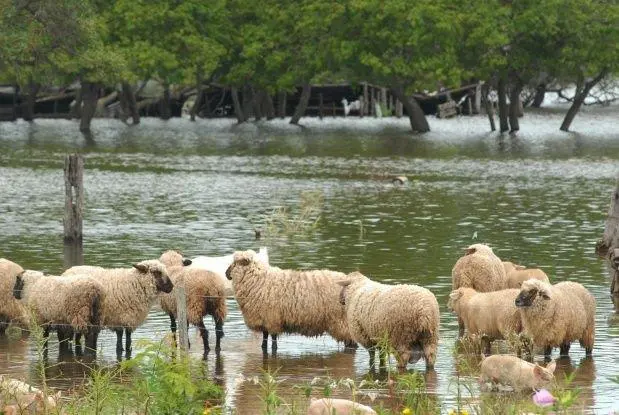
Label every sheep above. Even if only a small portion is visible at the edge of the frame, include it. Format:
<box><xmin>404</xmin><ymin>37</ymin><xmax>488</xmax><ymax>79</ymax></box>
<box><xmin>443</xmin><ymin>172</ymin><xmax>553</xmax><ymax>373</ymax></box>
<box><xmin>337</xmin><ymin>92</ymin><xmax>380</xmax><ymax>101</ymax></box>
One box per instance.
<box><xmin>307</xmin><ymin>398</ymin><xmax>377</xmax><ymax>415</ymax></box>
<box><xmin>479</xmin><ymin>354</ymin><xmax>556</xmax><ymax>392</ymax></box>
<box><xmin>62</xmin><ymin>265</ymin><xmax>104</xmax><ymax>277</ymax></box>
<box><xmin>451</xmin><ymin>243</ymin><xmax>507</xmax><ymax>336</ymax></box>
<box><xmin>224</xmin><ymin>249</ymin><xmax>357</xmax><ymax>351</ymax></box>
<box><xmin>66</xmin><ymin>260</ymin><xmax>173</xmax><ymax>356</ymax></box>
<box><xmin>12</xmin><ymin>270</ymin><xmax>104</xmax><ymax>354</ymax></box>
<box><xmin>447</xmin><ymin>287</ymin><xmax>523</xmax><ymax>354</ymax></box>
<box><xmin>158</xmin><ymin>250</ymin><xmax>227</xmax><ymax>354</ymax></box>
<box><xmin>190</xmin><ymin>247</ymin><xmax>269</xmax><ymax>297</ymax></box>
<box><xmin>502</xmin><ymin>261</ymin><xmax>549</xmax><ymax>288</ymax></box>
<box><xmin>0</xmin><ymin>259</ymin><xmax>29</xmax><ymax>334</ymax></box>
<box><xmin>338</xmin><ymin>272</ymin><xmax>440</xmax><ymax>370</ymax></box>
<box><xmin>515</xmin><ymin>279</ymin><xmax>595</xmax><ymax>357</ymax></box>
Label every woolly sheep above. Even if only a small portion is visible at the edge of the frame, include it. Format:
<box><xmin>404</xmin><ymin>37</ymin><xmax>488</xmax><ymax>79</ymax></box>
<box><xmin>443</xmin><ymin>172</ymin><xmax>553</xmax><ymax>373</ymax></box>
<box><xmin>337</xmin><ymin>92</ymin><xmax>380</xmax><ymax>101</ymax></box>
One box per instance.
<box><xmin>502</xmin><ymin>261</ymin><xmax>550</xmax><ymax>288</ymax></box>
<box><xmin>0</xmin><ymin>259</ymin><xmax>29</xmax><ymax>333</ymax></box>
<box><xmin>67</xmin><ymin>260</ymin><xmax>173</xmax><ymax>357</ymax></box>
<box><xmin>12</xmin><ymin>270</ymin><xmax>104</xmax><ymax>354</ymax></box>
<box><xmin>451</xmin><ymin>243</ymin><xmax>507</xmax><ymax>336</ymax></box>
<box><xmin>225</xmin><ymin>249</ymin><xmax>357</xmax><ymax>351</ymax></box>
<box><xmin>307</xmin><ymin>398</ymin><xmax>377</xmax><ymax>415</ymax></box>
<box><xmin>158</xmin><ymin>250</ymin><xmax>227</xmax><ymax>354</ymax></box>
<box><xmin>61</xmin><ymin>265</ymin><xmax>105</xmax><ymax>277</ymax></box>
<box><xmin>338</xmin><ymin>272</ymin><xmax>440</xmax><ymax>370</ymax></box>
<box><xmin>479</xmin><ymin>354</ymin><xmax>556</xmax><ymax>392</ymax></box>
<box><xmin>190</xmin><ymin>247</ymin><xmax>269</xmax><ymax>296</ymax></box>
<box><xmin>515</xmin><ymin>279</ymin><xmax>595</xmax><ymax>357</ymax></box>
<box><xmin>447</xmin><ymin>287</ymin><xmax>522</xmax><ymax>354</ymax></box>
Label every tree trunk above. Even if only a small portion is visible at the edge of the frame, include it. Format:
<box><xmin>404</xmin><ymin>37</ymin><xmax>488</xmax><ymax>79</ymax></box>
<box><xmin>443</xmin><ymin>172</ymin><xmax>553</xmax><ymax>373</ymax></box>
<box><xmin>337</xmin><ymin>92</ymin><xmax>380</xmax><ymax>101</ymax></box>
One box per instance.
<box><xmin>531</xmin><ymin>83</ymin><xmax>546</xmax><ymax>108</ymax></box>
<box><xmin>508</xmin><ymin>81</ymin><xmax>522</xmax><ymax>133</ymax></box>
<box><xmin>122</xmin><ymin>82</ymin><xmax>140</xmax><ymax>124</ymax></box>
<box><xmin>290</xmin><ymin>84</ymin><xmax>311</xmax><ymax>125</ymax></box>
<box><xmin>264</xmin><ymin>92</ymin><xmax>276</xmax><ymax>120</ymax></box>
<box><xmin>11</xmin><ymin>85</ymin><xmax>18</xmax><ymax>121</ymax></box>
<box><xmin>252</xmin><ymin>88</ymin><xmax>263</xmax><ymax>121</ymax></box>
<box><xmin>241</xmin><ymin>85</ymin><xmax>254</xmax><ymax>120</ymax></box>
<box><xmin>498</xmin><ymin>78</ymin><xmax>509</xmax><ymax>133</ymax></box>
<box><xmin>390</xmin><ymin>85</ymin><xmax>430</xmax><ymax>133</ymax></box>
<box><xmin>481</xmin><ymin>83</ymin><xmax>496</xmax><ymax>132</ymax></box>
<box><xmin>231</xmin><ymin>87</ymin><xmax>245</xmax><ymax>123</ymax></box>
<box><xmin>190</xmin><ymin>72</ymin><xmax>204</xmax><ymax>122</ymax></box>
<box><xmin>277</xmin><ymin>91</ymin><xmax>287</xmax><ymax>118</ymax></box>
<box><xmin>160</xmin><ymin>83</ymin><xmax>171</xmax><ymax>120</ymax></box>
<box><xmin>596</xmin><ymin>183</ymin><xmax>619</xmax><ymax>259</ymax></box>
<box><xmin>22</xmin><ymin>81</ymin><xmax>40</xmax><ymax>121</ymax></box>
<box><xmin>70</xmin><ymin>87</ymin><xmax>83</xmax><ymax>119</ymax></box>
<box><xmin>560</xmin><ymin>69</ymin><xmax>608</xmax><ymax>132</ymax></box>
<box><xmin>79</xmin><ymin>82</ymin><xmax>98</xmax><ymax>132</ymax></box>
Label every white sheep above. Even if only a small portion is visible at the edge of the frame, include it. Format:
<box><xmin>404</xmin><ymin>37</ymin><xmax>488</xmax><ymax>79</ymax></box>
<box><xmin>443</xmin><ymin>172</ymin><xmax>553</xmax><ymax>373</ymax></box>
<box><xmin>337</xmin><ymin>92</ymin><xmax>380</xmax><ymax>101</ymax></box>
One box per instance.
<box><xmin>502</xmin><ymin>261</ymin><xmax>550</xmax><ymax>288</ymax></box>
<box><xmin>158</xmin><ymin>250</ymin><xmax>227</xmax><ymax>354</ymax></box>
<box><xmin>190</xmin><ymin>247</ymin><xmax>269</xmax><ymax>297</ymax></box>
<box><xmin>12</xmin><ymin>270</ymin><xmax>104</xmax><ymax>354</ymax></box>
<box><xmin>515</xmin><ymin>279</ymin><xmax>595</xmax><ymax>357</ymax></box>
<box><xmin>0</xmin><ymin>259</ymin><xmax>29</xmax><ymax>333</ymax></box>
<box><xmin>307</xmin><ymin>398</ymin><xmax>376</xmax><ymax>415</ymax></box>
<box><xmin>452</xmin><ymin>243</ymin><xmax>507</xmax><ymax>336</ymax></box>
<box><xmin>64</xmin><ymin>260</ymin><xmax>173</xmax><ymax>357</ymax></box>
<box><xmin>61</xmin><ymin>265</ymin><xmax>104</xmax><ymax>277</ymax></box>
<box><xmin>338</xmin><ymin>272</ymin><xmax>440</xmax><ymax>370</ymax></box>
<box><xmin>479</xmin><ymin>354</ymin><xmax>556</xmax><ymax>392</ymax></box>
<box><xmin>447</xmin><ymin>287</ymin><xmax>522</xmax><ymax>354</ymax></box>
<box><xmin>225</xmin><ymin>250</ymin><xmax>357</xmax><ymax>351</ymax></box>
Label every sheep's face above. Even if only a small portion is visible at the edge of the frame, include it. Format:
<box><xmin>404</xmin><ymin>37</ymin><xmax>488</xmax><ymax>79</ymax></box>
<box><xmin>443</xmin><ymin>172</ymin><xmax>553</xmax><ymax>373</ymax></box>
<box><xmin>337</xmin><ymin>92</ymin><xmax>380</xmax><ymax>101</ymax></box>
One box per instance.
<box><xmin>447</xmin><ymin>290</ymin><xmax>463</xmax><ymax>312</ymax></box>
<box><xmin>159</xmin><ymin>250</ymin><xmax>192</xmax><ymax>268</ymax></box>
<box><xmin>515</xmin><ymin>280</ymin><xmax>550</xmax><ymax>308</ymax></box>
<box><xmin>225</xmin><ymin>250</ymin><xmax>257</xmax><ymax>281</ymax></box>
<box><xmin>133</xmin><ymin>261</ymin><xmax>174</xmax><ymax>293</ymax></box>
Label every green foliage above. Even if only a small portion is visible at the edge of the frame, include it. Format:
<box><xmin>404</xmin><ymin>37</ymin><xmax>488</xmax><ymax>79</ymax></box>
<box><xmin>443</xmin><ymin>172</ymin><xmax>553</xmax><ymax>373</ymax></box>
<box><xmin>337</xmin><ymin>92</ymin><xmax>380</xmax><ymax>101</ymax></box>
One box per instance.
<box><xmin>262</xmin><ymin>190</ymin><xmax>324</xmax><ymax>237</ymax></box>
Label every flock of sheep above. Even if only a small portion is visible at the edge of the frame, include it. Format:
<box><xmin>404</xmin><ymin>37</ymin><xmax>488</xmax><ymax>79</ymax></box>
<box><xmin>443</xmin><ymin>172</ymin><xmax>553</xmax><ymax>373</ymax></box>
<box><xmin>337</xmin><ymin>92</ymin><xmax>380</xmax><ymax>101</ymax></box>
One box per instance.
<box><xmin>0</xmin><ymin>242</ymin><xmax>597</xmax><ymax>398</ymax></box>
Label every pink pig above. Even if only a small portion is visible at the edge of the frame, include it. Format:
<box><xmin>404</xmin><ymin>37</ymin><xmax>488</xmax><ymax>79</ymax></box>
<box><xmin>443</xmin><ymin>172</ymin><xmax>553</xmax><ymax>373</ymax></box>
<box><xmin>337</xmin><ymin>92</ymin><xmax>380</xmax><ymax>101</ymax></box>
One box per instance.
<box><xmin>480</xmin><ymin>354</ymin><xmax>556</xmax><ymax>392</ymax></box>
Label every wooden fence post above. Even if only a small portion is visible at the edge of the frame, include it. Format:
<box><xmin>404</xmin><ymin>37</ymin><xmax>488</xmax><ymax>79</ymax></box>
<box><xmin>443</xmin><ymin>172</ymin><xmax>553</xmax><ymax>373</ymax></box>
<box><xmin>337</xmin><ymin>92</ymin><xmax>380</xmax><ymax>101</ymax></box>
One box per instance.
<box><xmin>63</xmin><ymin>154</ymin><xmax>84</xmax><ymax>243</ymax></box>
<box><xmin>175</xmin><ymin>278</ymin><xmax>189</xmax><ymax>352</ymax></box>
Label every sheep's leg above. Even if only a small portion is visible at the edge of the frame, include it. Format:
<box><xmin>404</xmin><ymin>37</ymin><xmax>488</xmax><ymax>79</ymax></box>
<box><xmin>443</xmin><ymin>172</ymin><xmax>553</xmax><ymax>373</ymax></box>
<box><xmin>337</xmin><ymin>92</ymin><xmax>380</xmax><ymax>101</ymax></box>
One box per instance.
<box><xmin>481</xmin><ymin>335</ymin><xmax>491</xmax><ymax>355</ymax></box>
<box><xmin>543</xmin><ymin>346</ymin><xmax>553</xmax><ymax>358</ymax></box>
<box><xmin>0</xmin><ymin>320</ymin><xmax>7</xmax><ymax>336</ymax></box>
<box><xmin>85</xmin><ymin>328</ymin><xmax>99</xmax><ymax>356</ymax></box>
<box><xmin>368</xmin><ymin>347</ymin><xmax>377</xmax><ymax>370</ymax></box>
<box><xmin>262</xmin><ymin>331</ymin><xmax>269</xmax><ymax>351</ymax></box>
<box><xmin>75</xmin><ymin>332</ymin><xmax>82</xmax><ymax>348</ymax></box>
<box><xmin>559</xmin><ymin>342</ymin><xmax>571</xmax><ymax>356</ymax></box>
<box><xmin>57</xmin><ymin>328</ymin><xmax>72</xmax><ymax>355</ymax></box>
<box><xmin>125</xmin><ymin>328</ymin><xmax>132</xmax><ymax>357</ymax></box>
<box><xmin>169</xmin><ymin>313</ymin><xmax>177</xmax><ymax>334</ymax></box>
<box><xmin>423</xmin><ymin>341</ymin><xmax>438</xmax><ymax>369</ymax></box>
<box><xmin>271</xmin><ymin>333</ymin><xmax>278</xmax><ymax>352</ymax></box>
<box><xmin>458</xmin><ymin>317</ymin><xmax>465</xmax><ymax>338</ymax></box>
<box><xmin>197</xmin><ymin>320</ymin><xmax>210</xmax><ymax>354</ymax></box>
<box><xmin>396</xmin><ymin>350</ymin><xmax>411</xmax><ymax>371</ymax></box>
<box><xmin>42</xmin><ymin>326</ymin><xmax>50</xmax><ymax>350</ymax></box>
<box><xmin>344</xmin><ymin>340</ymin><xmax>358</xmax><ymax>349</ymax></box>
<box><xmin>115</xmin><ymin>328</ymin><xmax>124</xmax><ymax>352</ymax></box>
<box><xmin>214</xmin><ymin>318</ymin><xmax>224</xmax><ymax>352</ymax></box>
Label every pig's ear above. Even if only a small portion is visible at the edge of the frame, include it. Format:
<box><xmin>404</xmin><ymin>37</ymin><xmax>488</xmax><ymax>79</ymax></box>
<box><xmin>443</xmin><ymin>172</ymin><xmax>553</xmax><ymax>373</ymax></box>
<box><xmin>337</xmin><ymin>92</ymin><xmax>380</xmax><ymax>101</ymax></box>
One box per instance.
<box><xmin>546</xmin><ymin>361</ymin><xmax>556</xmax><ymax>373</ymax></box>
<box><xmin>533</xmin><ymin>364</ymin><xmax>544</xmax><ymax>378</ymax></box>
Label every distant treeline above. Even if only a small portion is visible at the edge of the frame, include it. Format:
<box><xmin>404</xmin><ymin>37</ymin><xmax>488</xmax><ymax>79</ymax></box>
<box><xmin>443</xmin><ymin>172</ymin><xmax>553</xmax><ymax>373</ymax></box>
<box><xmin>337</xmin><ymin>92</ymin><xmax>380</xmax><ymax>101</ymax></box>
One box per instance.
<box><xmin>0</xmin><ymin>0</ymin><xmax>617</xmax><ymax>133</ymax></box>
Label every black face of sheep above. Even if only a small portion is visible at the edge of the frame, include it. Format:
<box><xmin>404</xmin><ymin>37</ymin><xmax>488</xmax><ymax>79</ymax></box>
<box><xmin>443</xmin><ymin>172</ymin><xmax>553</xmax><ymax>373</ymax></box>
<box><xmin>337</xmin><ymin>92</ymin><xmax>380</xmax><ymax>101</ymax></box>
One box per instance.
<box><xmin>182</xmin><ymin>258</ymin><xmax>192</xmax><ymax>266</ymax></box>
<box><xmin>13</xmin><ymin>273</ymin><xmax>25</xmax><ymax>300</ymax></box>
<box><xmin>515</xmin><ymin>287</ymin><xmax>549</xmax><ymax>307</ymax></box>
<box><xmin>153</xmin><ymin>269</ymin><xmax>174</xmax><ymax>293</ymax></box>
<box><xmin>225</xmin><ymin>258</ymin><xmax>251</xmax><ymax>280</ymax></box>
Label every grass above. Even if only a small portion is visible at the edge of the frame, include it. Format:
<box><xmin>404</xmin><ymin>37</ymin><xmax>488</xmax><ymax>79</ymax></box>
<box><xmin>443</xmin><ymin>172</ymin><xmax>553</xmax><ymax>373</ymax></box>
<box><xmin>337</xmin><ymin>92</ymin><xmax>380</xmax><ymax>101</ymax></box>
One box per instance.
<box><xmin>261</xmin><ymin>190</ymin><xmax>324</xmax><ymax>237</ymax></box>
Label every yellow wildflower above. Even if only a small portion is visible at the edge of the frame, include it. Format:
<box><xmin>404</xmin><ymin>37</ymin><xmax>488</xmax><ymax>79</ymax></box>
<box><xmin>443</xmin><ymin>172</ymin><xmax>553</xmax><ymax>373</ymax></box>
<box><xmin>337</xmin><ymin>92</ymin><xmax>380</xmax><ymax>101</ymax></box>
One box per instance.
<box><xmin>401</xmin><ymin>407</ymin><xmax>412</xmax><ymax>415</ymax></box>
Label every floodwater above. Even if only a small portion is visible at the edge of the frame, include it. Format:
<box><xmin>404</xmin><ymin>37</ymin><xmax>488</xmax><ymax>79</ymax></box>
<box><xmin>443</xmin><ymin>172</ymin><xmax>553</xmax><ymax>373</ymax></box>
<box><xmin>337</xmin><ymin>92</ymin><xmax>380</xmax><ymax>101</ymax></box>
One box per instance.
<box><xmin>1</xmin><ymin>106</ymin><xmax>619</xmax><ymax>414</ymax></box>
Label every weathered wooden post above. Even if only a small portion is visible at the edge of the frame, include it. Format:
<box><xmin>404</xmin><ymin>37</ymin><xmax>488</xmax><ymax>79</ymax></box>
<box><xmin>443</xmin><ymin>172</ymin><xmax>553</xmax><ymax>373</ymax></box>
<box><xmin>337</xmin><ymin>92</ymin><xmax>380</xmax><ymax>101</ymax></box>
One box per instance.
<box><xmin>395</xmin><ymin>99</ymin><xmax>403</xmax><ymax>118</ymax></box>
<box><xmin>63</xmin><ymin>154</ymin><xmax>84</xmax><ymax>243</ymax></box>
<box><xmin>595</xmin><ymin>181</ymin><xmax>619</xmax><ymax>311</ymax></box>
<box><xmin>175</xmin><ymin>277</ymin><xmax>189</xmax><ymax>352</ymax></box>
<box><xmin>474</xmin><ymin>83</ymin><xmax>482</xmax><ymax>114</ymax></box>
<box><xmin>362</xmin><ymin>83</ymin><xmax>369</xmax><ymax>116</ymax></box>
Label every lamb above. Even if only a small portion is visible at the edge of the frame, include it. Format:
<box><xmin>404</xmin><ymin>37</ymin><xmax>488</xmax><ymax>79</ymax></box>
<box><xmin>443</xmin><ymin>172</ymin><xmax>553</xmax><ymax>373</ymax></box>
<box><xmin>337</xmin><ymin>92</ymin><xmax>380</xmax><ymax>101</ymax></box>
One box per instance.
<box><xmin>451</xmin><ymin>243</ymin><xmax>507</xmax><ymax>336</ymax></box>
<box><xmin>190</xmin><ymin>247</ymin><xmax>269</xmax><ymax>296</ymax></box>
<box><xmin>447</xmin><ymin>287</ymin><xmax>522</xmax><ymax>354</ymax></box>
<box><xmin>307</xmin><ymin>398</ymin><xmax>376</xmax><ymax>415</ymax></box>
<box><xmin>224</xmin><ymin>250</ymin><xmax>357</xmax><ymax>351</ymax></box>
<box><xmin>515</xmin><ymin>279</ymin><xmax>595</xmax><ymax>357</ymax></box>
<box><xmin>338</xmin><ymin>272</ymin><xmax>440</xmax><ymax>370</ymax></box>
<box><xmin>502</xmin><ymin>261</ymin><xmax>549</xmax><ymax>288</ymax></box>
<box><xmin>12</xmin><ymin>270</ymin><xmax>104</xmax><ymax>354</ymax></box>
<box><xmin>158</xmin><ymin>250</ymin><xmax>227</xmax><ymax>354</ymax></box>
<box><xmin>65</xmin><ymin>260</ymin><xmax>173</xmax><ymax>357</ymax></box>
<box><xmin>0</xmin><ymin>259</ymin><xmax>29</xmax><ymax>334</ymax></box>
<box><xmin>479</xmin><ymin>354</ymin><xmax>556</xmax><ymax>392</ymax></box>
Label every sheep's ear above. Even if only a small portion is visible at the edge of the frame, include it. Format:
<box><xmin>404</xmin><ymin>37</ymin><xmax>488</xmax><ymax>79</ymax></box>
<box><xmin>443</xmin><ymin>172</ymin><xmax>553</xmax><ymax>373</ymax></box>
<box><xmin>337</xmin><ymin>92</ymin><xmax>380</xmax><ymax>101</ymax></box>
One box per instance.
<box><xmin>539</xmin><ymin>289</ymin><xmax>551</xmax><ymax>300</ymax></box>
<box><xmin>515</xmin><ymin>264</ymin><xmax>526</xmax><ymax>270</ymax></box>
<box><xmin>546</xmin><ymin>361</ymin><xmax>556</xmax><ymax>373</ymax></box>
<box><xmin>133</xmin><ymin>263</ymin><xmax>148</xmax><ymax>273</ymax></box>
<box><xmin>237</xmin><ymin>258</ymin><xmax>251</xmax><ymax>266</ymax></box>
<box><xmin>465</xmin><ymin>247</ymin><xmax>476</xmax><ymax>255</ymax></box>
<box><xmin>337</xmin><ymin>279</ymin><xmax>352</xmax><ymax>287</ymax></box>
<box><xmin>449</xmin><ymin>290</ymin><xmax>462</xmax><ymax>300</ymax></box>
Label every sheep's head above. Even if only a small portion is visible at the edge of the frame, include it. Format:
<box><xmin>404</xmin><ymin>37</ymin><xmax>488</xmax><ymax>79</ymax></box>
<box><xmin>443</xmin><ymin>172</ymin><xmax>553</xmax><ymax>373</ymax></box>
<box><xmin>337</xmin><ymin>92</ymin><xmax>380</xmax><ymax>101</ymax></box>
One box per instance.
<box><xmin>447</xmin><ymin>290</ymin><xmax>463</xmax><ymax>311</ymax></box>
<box><xmin>465</xmin><ymin>243</ymin><xmax>493</xmax><ymax>256</ymax></box>
<box><xmin>515</xmin><ymin>279</ymin><xmax>550</xmax><ymax>308</ymax></box>
<box><xmin>502</xmin><ymin>261</ymin><xmax>525</xmax><ymax>274</ymax></box>
<box><xmin>159</xmin><ymin>250</ymin><xmax>192</xmax><ymax>268</ymax></box>
<box><xmin>225</xmin><ymin>250</ymin><xmax>258</xmax><ymax>281</ymax></box>
<box><xmin>337</xmin><ymin>272</ymin><xmax>365</xmax><ymax>306</ymax></box>
<box><xmin>133</xmin><ymin>260</ymin><xmax>173</xmax><ymax>293</ymax></box>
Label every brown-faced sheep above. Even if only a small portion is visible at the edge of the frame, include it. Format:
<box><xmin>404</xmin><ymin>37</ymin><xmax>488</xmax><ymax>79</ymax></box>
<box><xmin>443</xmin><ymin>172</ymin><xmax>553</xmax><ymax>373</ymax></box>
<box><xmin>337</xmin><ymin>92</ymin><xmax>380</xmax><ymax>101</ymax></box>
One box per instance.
<box><xmin>158</xmin><ymin>250</ymin><xmax>227</xmax><ymax>354</ymax></box>
<box><xmin>225</xmin><ymin>250</ymin><xmax>357</xmax><ymax>352</ymax></box>
<box><xmin>0</xmin><ymin>259</ymin><xmax>29</xmax><ymax>334</ymax></box>
<box><xmin>515</xmin><ymin>279</ymin><xmax>595</xmax><ymax>357</ymax></box>
<box><xmin>447</xmin><ymin>287</ymin><xmax>522</xmax><ymax>354</ymax></box>
<box><xmin>451</xmin><ymin>243</ymin><xmax>507</xmax><ymax>336</ymax></box>
<box><xmin>480</xmin><ymin>354</ymin><xmax>556</xmax><ymax>392</ymax></box>
<box><xmin>502</xmin><ymin>261</ymin><xmax>550</xmax><ymax>288</ymax></box>
<box><xmin>12</xmin><ymin>271</ymin><xmax>104</xmax><ymax>354</ymax></box>
<box><xmin>70</xmin><ymin>260</ymin><xmax>173</xmax><ymax>357</ymax></box>
<box><xmin>338</xmin><ymin>272</ymin><xmax>440</xmax><ymax>370</ymax></box>
<box><xmin>307</xmin><ymin>398</ymin><xmax>377</xmax><ymax>415</ymax></box>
